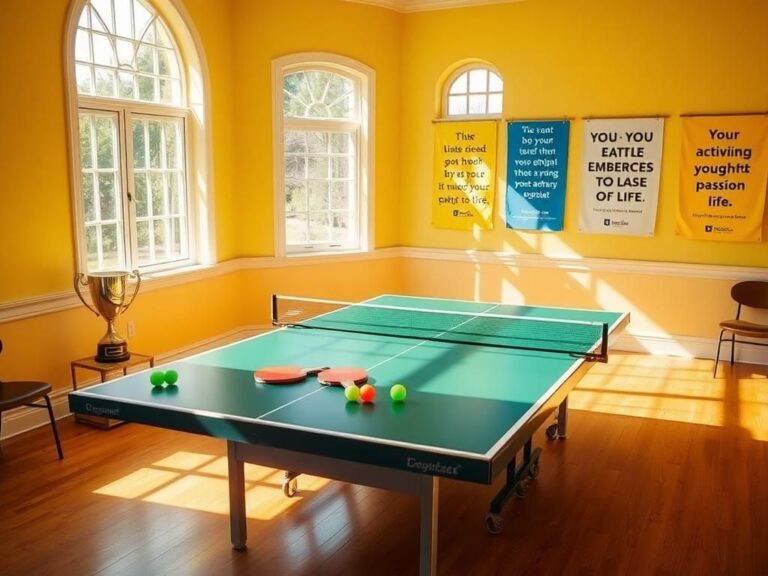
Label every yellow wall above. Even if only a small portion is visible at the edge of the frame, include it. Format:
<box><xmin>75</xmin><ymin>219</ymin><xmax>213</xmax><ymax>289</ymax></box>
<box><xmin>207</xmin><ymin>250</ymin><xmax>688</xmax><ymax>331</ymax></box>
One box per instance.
<box><xmin>399</xmin><ymin>0</ymin><xmax>768</xmax><ymax>266</ymax></box>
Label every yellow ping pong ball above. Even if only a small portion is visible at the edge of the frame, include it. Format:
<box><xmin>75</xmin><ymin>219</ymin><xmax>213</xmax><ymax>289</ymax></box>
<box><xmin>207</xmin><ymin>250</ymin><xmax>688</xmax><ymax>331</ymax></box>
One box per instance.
<box><xmin>344</xmin><ymin>384</ymin><xmax>361</xmax><ymax>402</ymax></box>
<box><xmin>390</xmin><ymin>383</ymin><xmax>407</xmax><ymax>402</ymax></box>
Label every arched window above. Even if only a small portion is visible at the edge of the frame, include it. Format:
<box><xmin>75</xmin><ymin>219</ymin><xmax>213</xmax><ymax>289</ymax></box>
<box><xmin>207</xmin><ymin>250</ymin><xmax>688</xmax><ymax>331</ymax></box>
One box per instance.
<box><xmin>273</xmin><ymin>53</ymin><xmax>374</xmax><ymax>256</ymax></box>
<box><xmin>66</xmin><ymin>0</ymin><xmax>211</xmax><ymax>274</ymax></box>
<box><xmin>444</xmin><ymin>65</ymin><xmax>503</xmax><ymax>118</ymax></box>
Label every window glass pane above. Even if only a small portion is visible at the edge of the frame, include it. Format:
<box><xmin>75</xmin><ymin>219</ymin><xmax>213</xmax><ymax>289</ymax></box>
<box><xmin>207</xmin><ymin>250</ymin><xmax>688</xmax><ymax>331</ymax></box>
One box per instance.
<box><xmin>330</xmin><ymin>182</ymin><xmax>349</xmax><ymax>209</ymax></box>
<box><xmin>165</xmin><ymin>122</ymin><xmax>179</xmax><ymax>168</ymax></box>
<box><xmin>148</xmin><ymin>121</ymin><xmax>162</xmax><ymax>168</ymax></box>
<box><xmin>95</xmin><ymin>68</ymin><xmax>116</xmax><ymax>97</ymax></box>
<box><xmin>136</xmin><ymin>220</ymin><xmax>149</xmax><ymax>261</ymax></box>
<box><xmin>134</xmin><ymin>3</ymin><xmax>152</xmax><ymax>39</ymax></box>
<box><xmin>153</xmin><ymin>220</ymin><xmax>166</xmax><ymax>259</ymax></box>
<box><xmin>86</xmin><ymin>226</ymin><xmax>99</xmax><ymax>267</ymax></box>
<box><xmin>114</xmin><ymin>0</ymin><xmax>132</xmax><ymax>38</ymax></box>
<box><xmin>331</xmin><ymin>156</ymin><xmax>351</xmax><ymax>179</ymax></box>
<box><xmin>137</xmin><ymin>74</ymin><xmax>155</xmax><ymax>100</ymax></box>
<box><xmin>100</xmin><ymin>223</ymin><xmax>121</xmax><ymax>268</ymax></box>
<box><xmin>151</xmin><ymin>173</ymin><xmax>164</xmax><ymax>214</ymax></box>
<box><xmin>155</xmin><ymin>21</ymin><xmax>173</xmax><ymax>48</ymax></box>
<box><xmin>76</xmin><ymin>64</ymin><xmax>94</xmax><ymax>94</ymax></box>
<box><xmin>82</xmin><ymin>173</ymin><xmax>96</xmax><ymax>221</ymax></box>
<box><xmin>307</xmin><ymin>132</ymin><xmax>328</xmax><ymax>154</ymax></box>
<box><xmin>488</xmin><ymin>93</ymin><xmax>503</xmax><ymax>114</ymax></box>
<box><xmin>285</xmin><ymin>156</ymin><xmax>306</xmax><ymax>179</ymax></box>
<box><xmin>168</xmin><ymin>173</ymin><xmax>180</xmax><ymax>213</ymax></box>
<box><xmin>98</xmin><ymin>173</ymin><xmax>117</xmax><ymax>219</ymax></box>
<box><xmin>118</xmin><ymin>71</ymin><xmax>135</xmax><ymax>98</ymax></box>
<box><xmin>136</xmin><ymin>44</ymin><xmax>154</xmax><ymax>73</ymax></box>
<box><xmin>75</xmin><ymin>30</ymin><xmax>91</xmax><ymax>62</ymax></box>
<box><xmin>285</xmin><ymin>131</ymin><xmax>306</xmax><ymax>154</ymax></box>
<box><xmin>134</xmin><ymin>173</ymin><xmax>148</xmax><ymax>216</ymax></box>
<box><xmin>449</xmin><ymin>72</ymin><xmax>467</xmax><ymax>94</ymax></box>
<box><xmin>468</xmin><ymin>69</ymin><xmax>488</xmax><ymax>93</ymax></box>
<box><xmin>95</xmin><ymin>117</ymin><xmax>115</xmax><ymax>168</ymax></box>
<box><xmin>286</xmin><ymin>214</ymin><xmax>307</xmax><ymax>243</ymax></box>
<box><xmin>79</xmin><ymin>6</ymin><xmax>90</xmax><ymax>27</ymax></box>
<box><xmin>133</xmin><ymin>120</ymin><xmax>146</xmax><ymax>168</ymax></box>
<box><xmin>308</xmin><ymin>182</ymin><xmax>329</xmax><ymax>210</ymax></box>
<box><xmin>285</xmin><ymin>183</ymin><xmax>307</xmax><ymax>212</ymax></box>
<box><xmin>330</xmin><ymin>133</ymin><xmax>350</xmax><ymax>154</ymax></box>
<box><xmin>157</xmin><ymin>48</ymin><xmax>174</xmax><ymax>75</ymax></box>
<box><xmin>159</xmin><ymin>77</ymin><xmax>173</xmax><ymax>103</ymax></box>
<box><xmin>92</xmin><ymin>33</ymin><xmax>115</xmax><ymax>66</ymax></box>
<box><xmin>448</xmin><ymin>95</ymin><xmax>467</xmax><ymax>116</ymax></box>
<box><xmin>308</xmin><ymin>213</ymin><xmax>330</xmax><ymax>241</ymax></box>
<box><xmin>92</xmin><ymin>0</ymin><xmax>114</xmax><ymax>34</ymax></box>
<box><xmin>331</xmin><ymin>212</ymin><xmax>350</xmax><ymax>241</ymax></box>
<box><xmin>79</xmin><ymin>116</ymin><xmax>93</xmax><ymax>168</ymax></box>
<box><xmin>488</xmin><ymin>72</ymin><xmax>503</xmax><ymax>92</ymax></box>
<box><xmin>308</xmin><ymin>157</ymin><xmax>328</xmax><ymax>179</ymax></box>
<box><xmin>171</xmin><ymin>217</ymin><xmax>182</xmax><ymax>256</ymax></box>
<box><xmin>116</xmin><ymin>38</ymin><xmax>134</xmax><ymax>66</ymax></box>
<box><xmin>469</xmin><ymin>94</ymin><xmax>487</xmax><ymax>115</ymax></box>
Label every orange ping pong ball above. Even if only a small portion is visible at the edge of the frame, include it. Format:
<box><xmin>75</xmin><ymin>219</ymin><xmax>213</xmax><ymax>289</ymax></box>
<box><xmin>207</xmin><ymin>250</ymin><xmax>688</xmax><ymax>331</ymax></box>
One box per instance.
<box><xmin>359</xmin><ymin>384</ymin><xmax>376</xmax><ymax>403</ymax></box>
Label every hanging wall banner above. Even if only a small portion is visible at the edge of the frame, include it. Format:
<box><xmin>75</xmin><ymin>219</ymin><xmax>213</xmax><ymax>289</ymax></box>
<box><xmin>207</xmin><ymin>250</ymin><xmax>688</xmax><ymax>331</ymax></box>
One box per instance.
<box><xmin>677</xmin><ymin>115</ymin><xmax>768</xmax><ymax>242</ymax></box>
<box><xmin>579</xmin><ymin>117</ymin><xmax>665</xmax><ymax>235</ymax></box>
<box><xmin>505</xmin><ymin>120</ymin><xmax>570</xmax><ymax>231</ymax></box>
<box><xmin>432</xmin><ymin>120</ymin><xmax>497</xmax><ymax>230</ymax></box>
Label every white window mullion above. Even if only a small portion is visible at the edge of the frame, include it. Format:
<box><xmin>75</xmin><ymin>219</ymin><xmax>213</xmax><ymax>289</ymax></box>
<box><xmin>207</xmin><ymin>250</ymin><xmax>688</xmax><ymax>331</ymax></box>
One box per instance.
<box><xmin>124</xmin><ymin>110</ymin><xmax>139</xmax><ymax>271</ymax></box>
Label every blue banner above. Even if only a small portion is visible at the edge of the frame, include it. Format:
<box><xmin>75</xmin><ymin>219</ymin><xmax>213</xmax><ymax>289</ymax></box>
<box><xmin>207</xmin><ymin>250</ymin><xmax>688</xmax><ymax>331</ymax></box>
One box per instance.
<box><xmin>506</xmin><ymin>121</ymin><xmax>570</xmax><ymax>231</ymax></box>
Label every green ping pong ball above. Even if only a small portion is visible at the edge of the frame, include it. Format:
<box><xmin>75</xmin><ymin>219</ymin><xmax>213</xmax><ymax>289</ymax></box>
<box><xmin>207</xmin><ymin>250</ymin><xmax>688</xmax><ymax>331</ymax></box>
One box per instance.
<box><xmin>344</xmin><ymin>384</ymin><xmax>361</xmax><ymax>402</ymax></box>
<box><xmin>150</xmin><ymin>371</ymin><xmax>166</xmax><ymax>387</ymax></box>
<box><xmin>390</xmin><ymin>384</ymin><xmax>407</xmax><ymax>402</ymax></box>
<box><xmin>164</xmin><ymin>370</ymin><xmax>179</xmax><ymax>385</ymax></box>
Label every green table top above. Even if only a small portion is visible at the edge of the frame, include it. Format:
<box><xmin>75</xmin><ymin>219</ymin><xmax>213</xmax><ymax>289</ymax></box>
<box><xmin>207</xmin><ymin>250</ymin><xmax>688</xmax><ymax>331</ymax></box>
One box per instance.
<box><xmin>69</xmin><ymin>294</ymin><xmax>628</xmax><ymax>483</ymax></box>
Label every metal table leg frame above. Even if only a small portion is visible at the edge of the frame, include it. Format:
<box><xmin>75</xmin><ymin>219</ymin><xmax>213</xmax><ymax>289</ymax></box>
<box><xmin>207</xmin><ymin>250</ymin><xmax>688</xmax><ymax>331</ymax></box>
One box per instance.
<box><xmin>485</xmin><ymin>438</ymin><xmax>542</xmax><ymax>534</ymax></box>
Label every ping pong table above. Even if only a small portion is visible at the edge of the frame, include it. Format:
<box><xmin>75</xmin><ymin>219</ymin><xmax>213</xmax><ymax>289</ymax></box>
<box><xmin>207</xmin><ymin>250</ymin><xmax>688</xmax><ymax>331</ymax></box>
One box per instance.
<box><xmin>69</xmin><ymin>294</ymin><xmax>628</xmax><ymax>575</ymax></box>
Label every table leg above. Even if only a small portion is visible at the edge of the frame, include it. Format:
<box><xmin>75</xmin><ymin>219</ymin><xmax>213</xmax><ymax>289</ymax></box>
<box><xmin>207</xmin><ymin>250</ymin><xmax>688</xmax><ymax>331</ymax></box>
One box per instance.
<box><xmin>419</xmin><ymin>476</ymin><xmax>438</xmax><ymax>576</ymax></box>
<box><xmin>227</xmin><ymin>441</ymin><xmax>247</xmax><ymax>550</ymax></box>
<box><xmin>557</xmin><ymin>396</ymin><xmax>569</xmax><ymax>437</ymax></box>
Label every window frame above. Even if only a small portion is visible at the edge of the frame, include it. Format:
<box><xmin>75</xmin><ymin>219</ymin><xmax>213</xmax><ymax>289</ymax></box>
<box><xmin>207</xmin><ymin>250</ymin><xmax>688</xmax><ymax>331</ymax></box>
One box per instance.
<box><xmin>272</xmin><ymin>52</ymin><xmax>375</xmax><ymax>257</ymax></box>
<box><xmin>443</xmin><ymin>63</ymin><xmax>504</xmax><ymax>120</ymax></box>
<box><xmin>64</xmin><ymin>0</ymin><xmax>215</xmax><ymax>276</ymax></box>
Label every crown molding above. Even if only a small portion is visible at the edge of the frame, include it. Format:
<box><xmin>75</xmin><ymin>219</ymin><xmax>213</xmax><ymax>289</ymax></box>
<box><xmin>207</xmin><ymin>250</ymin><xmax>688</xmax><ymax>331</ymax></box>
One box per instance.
<box><xmin>343</xmin><ymin>0</ymin><xmax>525</xmax><ymax>13</ymax></box>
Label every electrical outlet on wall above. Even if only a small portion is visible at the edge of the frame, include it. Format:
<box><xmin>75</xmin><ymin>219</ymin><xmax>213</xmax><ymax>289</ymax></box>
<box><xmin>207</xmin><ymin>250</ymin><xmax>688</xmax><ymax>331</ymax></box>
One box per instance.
<box><xmin>127</xmin><ymin>320</ymin><xmax>136</xmax><ymax>338</ymax></box>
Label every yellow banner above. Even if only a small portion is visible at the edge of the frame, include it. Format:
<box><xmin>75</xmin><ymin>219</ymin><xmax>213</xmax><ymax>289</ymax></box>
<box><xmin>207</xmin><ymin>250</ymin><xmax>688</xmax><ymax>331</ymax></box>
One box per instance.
<box><xmin>677</xmin><ymin>115</ymin><xmax>768</xmax><ymax>241</ymax></box>
<box><xmin>432</xmin><ymin>121</ymin><xmax>497</xmax><ymax>230</ymax></box>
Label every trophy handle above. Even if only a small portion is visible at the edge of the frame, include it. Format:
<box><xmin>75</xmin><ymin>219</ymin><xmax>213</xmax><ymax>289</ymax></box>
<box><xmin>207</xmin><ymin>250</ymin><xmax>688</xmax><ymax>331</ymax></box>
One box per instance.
<box><xmin>121</xmin><ymin>269</ymin><xmax>142</xmax><ymax>313</ymax></box>
<box><xmin>74</xmin><ymin>273</ymin><xmax>100</xmax><ymax>316</ymax></box>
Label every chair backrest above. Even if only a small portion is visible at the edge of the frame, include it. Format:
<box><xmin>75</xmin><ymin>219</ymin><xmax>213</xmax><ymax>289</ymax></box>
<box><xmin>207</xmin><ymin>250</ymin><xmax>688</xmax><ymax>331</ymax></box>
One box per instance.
<box><xmin>731</xmin><ymin>281</ymin><xmax>768</xmax><ymax>310</ymax></box>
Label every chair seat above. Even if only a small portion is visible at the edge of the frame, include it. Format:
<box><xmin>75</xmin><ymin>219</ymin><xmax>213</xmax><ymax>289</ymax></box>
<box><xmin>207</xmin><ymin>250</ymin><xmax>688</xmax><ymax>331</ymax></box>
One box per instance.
<box><xmin>719</xmin><ymin>319</ymin><xmax>768</xmax><ymax>337</ymax></box>
<box><xmin>0</xmin><ymin>381</ymin><xmax>52</xmax><ymax>411</ymax></box>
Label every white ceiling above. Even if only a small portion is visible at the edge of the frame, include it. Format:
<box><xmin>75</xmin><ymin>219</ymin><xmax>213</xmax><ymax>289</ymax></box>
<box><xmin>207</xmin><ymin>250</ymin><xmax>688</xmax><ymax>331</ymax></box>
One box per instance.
<box><xmin>343</xmin><ymin>0</ymin><xmax>526</xmax><ymax>13</ymax></box>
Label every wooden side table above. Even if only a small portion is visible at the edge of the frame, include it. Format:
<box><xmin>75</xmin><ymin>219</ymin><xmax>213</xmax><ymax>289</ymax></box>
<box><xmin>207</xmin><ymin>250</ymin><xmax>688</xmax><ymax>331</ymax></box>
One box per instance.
<box><xmin>71</xmin><ymin>352</ymin><xmax>154</xmax><ymax>428</ymax></box>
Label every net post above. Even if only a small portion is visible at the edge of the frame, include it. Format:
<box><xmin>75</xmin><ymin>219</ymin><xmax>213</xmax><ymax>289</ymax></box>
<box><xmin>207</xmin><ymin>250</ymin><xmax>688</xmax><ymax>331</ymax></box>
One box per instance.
<box><xmin>599</xmin><ymin>322</ymin><xmax>609</xmax><ymax>362</ymax></box>
<box><xmin>271</xmin><ymin>294</ymin><xmax>278</xmax><ymax>326</ymax></box>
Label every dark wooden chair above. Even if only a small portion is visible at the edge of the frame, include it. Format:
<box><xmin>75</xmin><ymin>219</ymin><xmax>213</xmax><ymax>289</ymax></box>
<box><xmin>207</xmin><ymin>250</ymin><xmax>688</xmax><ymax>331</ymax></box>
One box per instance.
<box><xmin>0</xmin><ymin>339</ymin><xmax>63</xmax><ymax>459</ymax></box>
<box><xmin>713</xmin><ymin>281</ymin><xmax>768</xmax><ymax>377</ymax></box>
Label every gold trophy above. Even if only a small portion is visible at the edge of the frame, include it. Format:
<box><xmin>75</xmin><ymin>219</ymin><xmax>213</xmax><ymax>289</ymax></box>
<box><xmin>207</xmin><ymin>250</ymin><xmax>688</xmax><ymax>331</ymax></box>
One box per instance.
<box><xmin>74</xmin><ymin>270</ymin><xmax>141</xmax><ymax>363</ymax></box>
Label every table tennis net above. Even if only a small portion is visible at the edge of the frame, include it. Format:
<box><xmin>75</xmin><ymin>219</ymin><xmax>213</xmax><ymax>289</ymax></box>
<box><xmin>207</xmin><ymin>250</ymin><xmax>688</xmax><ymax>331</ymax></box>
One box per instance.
<box><xmin>272</xmin><ymin>296</ymin><xmax>609</xmax><ymax>360</ymax></box>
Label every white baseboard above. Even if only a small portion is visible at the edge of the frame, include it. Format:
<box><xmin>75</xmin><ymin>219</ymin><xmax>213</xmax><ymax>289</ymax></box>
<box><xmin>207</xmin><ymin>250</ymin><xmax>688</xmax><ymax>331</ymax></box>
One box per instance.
<box><xmin>3</xmin><ymin>328</ymin><xmax>766</xmax><ymax>443</ymax></box>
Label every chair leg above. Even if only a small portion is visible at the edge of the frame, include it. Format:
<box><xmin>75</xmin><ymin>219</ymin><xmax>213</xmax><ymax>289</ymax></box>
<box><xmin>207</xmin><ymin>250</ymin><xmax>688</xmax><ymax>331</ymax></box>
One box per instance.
<box><xmin>44</xmin><ymin>394</ymin><xmax>63</xmax><ymax>460</ymax></box>
<box><xmin>713</xmin><ymin>330</ymin><xmax>725</xmax><ymax>377</ymax></box>
<box><xmin>730</xmin><ymin>333</ymin><xmax>736</xmax><ymax>366</ymax></box>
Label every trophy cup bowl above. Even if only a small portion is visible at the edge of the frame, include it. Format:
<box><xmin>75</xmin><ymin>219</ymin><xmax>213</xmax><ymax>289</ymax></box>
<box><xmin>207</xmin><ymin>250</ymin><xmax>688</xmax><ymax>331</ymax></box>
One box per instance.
<box><xmin>74</xmin><ymin>270</ymin><xmax>141</xmax><ymax>363</ymax></box>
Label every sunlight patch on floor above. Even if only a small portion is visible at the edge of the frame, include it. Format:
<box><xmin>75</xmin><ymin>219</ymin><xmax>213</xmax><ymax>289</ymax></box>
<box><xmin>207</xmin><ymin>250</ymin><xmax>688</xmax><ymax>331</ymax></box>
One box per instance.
<box><xmin>572</xmin><ymin>353</ymin><xmax>768</xmax><ymax>439</ymax></box>
<box><xmin>93</xmin><ymin>451</ymin><xmax>331</xmax><ymax>519</ymax></box>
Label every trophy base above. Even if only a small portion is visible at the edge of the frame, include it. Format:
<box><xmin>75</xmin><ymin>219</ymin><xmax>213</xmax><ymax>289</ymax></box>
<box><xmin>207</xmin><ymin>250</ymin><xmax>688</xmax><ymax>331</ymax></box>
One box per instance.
<box><xmin>96</xmin><ymin>342</ymin><xmax>131</xmax><ymax>363</ymax></box>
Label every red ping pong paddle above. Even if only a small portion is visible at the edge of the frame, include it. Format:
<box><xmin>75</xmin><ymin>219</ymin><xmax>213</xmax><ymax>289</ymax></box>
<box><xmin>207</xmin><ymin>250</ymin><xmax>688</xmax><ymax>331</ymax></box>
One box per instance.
<box><xmin>254</xmin><ymin>366</ymin><xmax>329</xmax><ymax>384</ymax></box>
<box><xmin>317</xmin><ymin>367</ymin><xmax>368</xmax><ymax>388</ymax></box>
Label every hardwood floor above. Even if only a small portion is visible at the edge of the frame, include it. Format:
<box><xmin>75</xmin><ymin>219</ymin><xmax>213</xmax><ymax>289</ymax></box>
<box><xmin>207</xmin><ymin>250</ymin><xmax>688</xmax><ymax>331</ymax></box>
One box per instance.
<box><xmin>1</xmin><ymin>354</ymin><xmax>767</xmax><ymax>575</ymax></box>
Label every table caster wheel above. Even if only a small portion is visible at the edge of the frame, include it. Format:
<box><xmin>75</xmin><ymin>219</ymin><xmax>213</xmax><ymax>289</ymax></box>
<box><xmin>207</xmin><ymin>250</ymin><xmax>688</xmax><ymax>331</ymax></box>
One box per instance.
<box><xmin>514</xmin><ymin>479</ymin><xmax>530</xmax><ymax>499</ymax></box>
<box><xmin>545</xmin><ymin>423</ymin><xmax>559</xmax><ymax>440</ymax></box>
<box><xmin>282</xmin><ymin>477</ymin><xmax>298</xmax><ymax>497</ymax></box>
<box><xmin>485</xmin><ymin>512</ymin><xmax>503</xmax><ymax>534</ymax></box>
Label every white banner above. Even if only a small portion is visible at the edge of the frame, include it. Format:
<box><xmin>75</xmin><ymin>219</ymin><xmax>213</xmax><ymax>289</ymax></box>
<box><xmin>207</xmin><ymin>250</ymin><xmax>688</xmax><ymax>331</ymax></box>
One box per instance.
<box><xmin>579</xmin><ymin>118</ymin><xmax>665</xmax><ymax>235</ymax></box>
